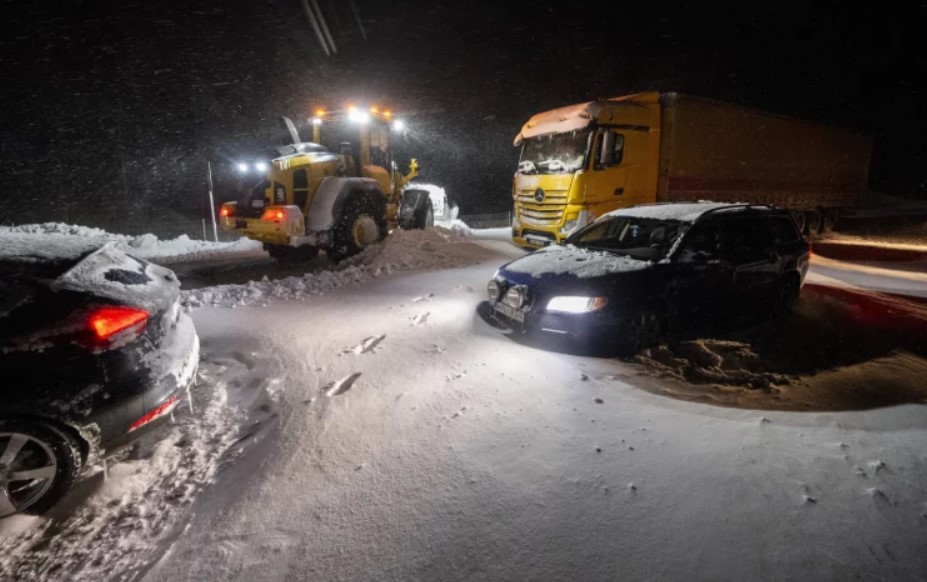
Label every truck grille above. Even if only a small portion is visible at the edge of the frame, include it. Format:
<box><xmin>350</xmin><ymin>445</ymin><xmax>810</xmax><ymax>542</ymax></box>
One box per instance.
<box><xmin>516</xmin><ymin>189</ymin><xmax>568</xmax><ymax>226</ymax></box>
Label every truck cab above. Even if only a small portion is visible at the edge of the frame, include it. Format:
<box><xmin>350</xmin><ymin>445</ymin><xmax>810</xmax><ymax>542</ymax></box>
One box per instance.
<box><xmin>512</xmin><ymin>92</ymin><xmax>662</xmax><ymax>249</ymax></box>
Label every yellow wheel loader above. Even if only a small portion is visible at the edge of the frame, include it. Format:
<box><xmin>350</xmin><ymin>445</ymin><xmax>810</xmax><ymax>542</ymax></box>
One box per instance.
<box><xmin>219</xmin><ymin>107</ymin><xmax>425</xmax><ymax>262</ymax></box>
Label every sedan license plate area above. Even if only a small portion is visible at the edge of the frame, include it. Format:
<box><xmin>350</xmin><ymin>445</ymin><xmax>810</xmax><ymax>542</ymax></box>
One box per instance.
<box><xmin>493</xmin><ymin>301</ymin><xmax>525</xmax><ymax>323</ymax></box>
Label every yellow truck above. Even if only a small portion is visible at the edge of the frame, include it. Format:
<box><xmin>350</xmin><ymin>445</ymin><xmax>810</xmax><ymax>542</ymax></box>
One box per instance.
<box><xmin>219</xmin><ymin>109</ymin><xmax>427</xmax><ymax>261</ymax></box>
<box><xmin>511</xmin><ymin>91</ymin><xmax>872</xmax><ymax>248</ymax></box>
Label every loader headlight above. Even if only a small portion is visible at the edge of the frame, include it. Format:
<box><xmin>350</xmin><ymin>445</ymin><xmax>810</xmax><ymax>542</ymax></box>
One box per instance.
<box><xmin>237</xmin><ymin>162</ymin><xmax>249</xmax><ymax>173</ymax></box>
<box><xmin>254</xmin><ymin>161</ymin><xmax>269</xmax><ymax>172</ymax></box>
<box><xmin>392</xmin><ymin>119</ymin><xmax>405</xmax><ymax>131</ymax></box>
<box><xmin>349</xmin><ymin>110</ymin><xmax>370</xmax><ymax>124</ymax></box>
<box><xmin>546</xmin><ymin>296</ymin><xmax>608</xmax><ymax>314</ymax></box>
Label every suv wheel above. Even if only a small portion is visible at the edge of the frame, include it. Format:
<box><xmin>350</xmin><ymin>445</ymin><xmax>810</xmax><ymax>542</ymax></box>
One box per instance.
<box><xmin>620</xmin><ymin>308</ymin><xmax>661</xmax><ymax>356</ymax></box>
<box><xmin>770</xmin><ymin>275</ymin><xmax>800</xmax><ymax>319</ymax></box>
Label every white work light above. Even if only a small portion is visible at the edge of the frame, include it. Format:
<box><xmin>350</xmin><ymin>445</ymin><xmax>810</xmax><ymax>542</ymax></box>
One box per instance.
<box><xmin>237</xmin><ymin>162</ymin><xmax>249</xmax><ymax>173</ymax></box>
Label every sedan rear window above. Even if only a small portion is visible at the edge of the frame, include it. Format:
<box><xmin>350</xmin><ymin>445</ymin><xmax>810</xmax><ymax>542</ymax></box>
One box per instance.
<box><xmin>568</xmin><ymin>217</ymin><xmax>684</xmax><ymax>261</ymax></box>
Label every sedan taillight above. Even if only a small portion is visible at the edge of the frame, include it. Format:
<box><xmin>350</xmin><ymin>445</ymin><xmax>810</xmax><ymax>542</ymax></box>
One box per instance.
<box><xmin>87</xmin><ymin>306</ymin><xmax>149</xmax><ymax>348</ymax></box>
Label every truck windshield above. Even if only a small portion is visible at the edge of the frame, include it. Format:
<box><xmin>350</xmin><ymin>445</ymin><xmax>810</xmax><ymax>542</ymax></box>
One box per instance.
<box><xmin>567</xmin><ymin>217</ymin><xmax>685</xmax><ymax>262</ymax></box>
<box><xmin>518</xmin><ymin>130</ymin><xmax>589</xmax><ymax>174</ymax></box>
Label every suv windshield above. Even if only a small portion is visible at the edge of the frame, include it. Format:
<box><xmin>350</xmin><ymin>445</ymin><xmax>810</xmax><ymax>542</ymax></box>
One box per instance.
<box><xmin>518</xmin><ymin>130</ymin><xmax>590</xmax><ymax>174</ymax></box>
<box><xmin>567</xmin><ymin>216</ymin><xmax>685</xmax><ymax>261</ymax></box>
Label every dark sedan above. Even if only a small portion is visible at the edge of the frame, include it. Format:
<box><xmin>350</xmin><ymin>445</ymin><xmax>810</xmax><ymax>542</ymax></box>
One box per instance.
<box><xmin>0</xmin><ymin>237</ymin><xmax>199</xmax><ymax>517</ymax></box>
<box><xmin>487</xmin><ymin>203</ymin><xmax>811</xmax><ymax>353</ymax></box>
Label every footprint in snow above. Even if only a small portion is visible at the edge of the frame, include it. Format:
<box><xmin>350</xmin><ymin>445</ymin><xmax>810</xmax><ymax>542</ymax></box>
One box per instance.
<box><xmin>324</xmin><ymin>373</ymin><xmax>362</xmax><ymax>397</ymax></box>
<box><xmin>412</xmin><ymin>293</ymin><xmax>434</xmax><ymax>303</ymax></box>
<box><xmin>411</xmin><ymin>312</ymin><xmax>430</xmax><ymax>326</ymax></box>
<box><xmin>343</xmin><ymin>335</ymin><xmax>386</xmax><ymax>355</ymax></box>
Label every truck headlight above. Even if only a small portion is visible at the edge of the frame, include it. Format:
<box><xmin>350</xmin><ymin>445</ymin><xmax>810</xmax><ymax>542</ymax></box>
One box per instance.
<box><xmin>546</xmin><ymin>296</ymin><xmax>608</xmax><ymax>313</ymax></box>
<box><xmin>504</xmin><ymin>286</ymin><xmax>527</xmax><ymax>309</ymax></box>
<box><xmin>561</xmin><ymin>210</ymin><xmax>591</xmax><ymax>235</ymax></box>
<box><xmin>487</xmin><ymin>279</ymin><xmax>501</xmax><ymax>301</ymax></box>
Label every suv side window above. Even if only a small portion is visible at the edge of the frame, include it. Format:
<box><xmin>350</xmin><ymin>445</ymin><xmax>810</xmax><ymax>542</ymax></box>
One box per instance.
<box><xmin>765</xmin><ymin>216</ymin><xmax>801</xmax><ymax>246</ymax></box>
<box><xmin>677</xmin><ymin>220</ymin><xmax>723</xmax><ymax>261</ymax></box>
<box><xmin>719</xmin><ymin>217</ymin><xmax>768</xmax><ymax>263</ymax></box>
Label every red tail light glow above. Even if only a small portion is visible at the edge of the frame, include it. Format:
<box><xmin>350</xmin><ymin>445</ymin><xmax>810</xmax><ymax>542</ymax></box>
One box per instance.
<box><xmin>88</xmin><ymin>306</ymin><xmax>149</xmax><ymax>342</ymax></box>
<box><xmin>220</xmin><ymin>206</ymin><xmax>232</xmax><ymax>217</ymax></box>
<box><xmin>128</xmin><ymin>394</ymin><xmax>179</xmax><ymax>433</ymax></box>
<box><xmin>262</xmin><ymin>209</ymin><xmax>285</xmax><ymax>221</ymax></box>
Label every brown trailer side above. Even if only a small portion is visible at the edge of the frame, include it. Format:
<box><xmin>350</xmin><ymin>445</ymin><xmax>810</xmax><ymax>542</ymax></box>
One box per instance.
<box><xmin>656</xmin><ymin>93</ymin><xmax>872</xmax><ymax>222</ymax></box>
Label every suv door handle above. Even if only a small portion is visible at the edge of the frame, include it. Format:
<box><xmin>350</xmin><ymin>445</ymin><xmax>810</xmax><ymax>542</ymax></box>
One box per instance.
<box><xmin>614</xmin><ymin>188</ymin><xmax>624</xmax><ymax>196</ymax></box>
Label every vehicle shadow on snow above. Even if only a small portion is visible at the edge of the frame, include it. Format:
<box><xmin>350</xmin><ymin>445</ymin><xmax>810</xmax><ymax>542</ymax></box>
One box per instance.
<box><xmin>476</xmin><ymin>290</ymin><xmax>927</xmax><ymax>412</ymax></box>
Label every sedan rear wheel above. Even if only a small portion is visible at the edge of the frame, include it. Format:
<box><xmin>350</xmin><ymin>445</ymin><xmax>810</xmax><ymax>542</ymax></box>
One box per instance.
<box><xmin>0</xmin><ymin>421</ymin><xmax>81</xmax><ymax>517</ymax></box>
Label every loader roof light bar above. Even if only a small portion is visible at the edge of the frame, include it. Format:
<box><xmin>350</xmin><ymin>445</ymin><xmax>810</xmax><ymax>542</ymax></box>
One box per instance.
<box><xmin>348</xmin><ymin>109</ymin><xmax>370</xmax><ymax>124</ymax></box>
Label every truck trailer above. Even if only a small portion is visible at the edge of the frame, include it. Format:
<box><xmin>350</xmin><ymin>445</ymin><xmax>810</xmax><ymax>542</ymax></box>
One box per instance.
<box><xmin>511</xmin><ymin>92</ymin><xmax>872</xmax><ymax>248</ymax></box>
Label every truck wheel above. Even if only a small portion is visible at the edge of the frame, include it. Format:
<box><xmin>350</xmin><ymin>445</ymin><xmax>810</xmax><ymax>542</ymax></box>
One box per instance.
<box><xmin>0</xmin><ymin>420</ymin><xmax>82</xmax><ymax>517</ymax></box>
<box><xmin>821</xmin><ymin>210</ymin><xmax>837</xmax><ymax>233</ymax></box>
<box><xmin>804</xmin><ymin>211</ymin><xmax>821</xmax><ymax>235</ymax></box>
<box><xmin>265</xmin><ymin>244</ymin><xmax>319</xmax><ymax>263</ymax></box>
<box><xmin>329</xmin><ymin>192</ymin><xmax>386</xmax><ymax>262</ymax></box>
<box><xmin>791</xmin><ymin>212</ymin><xmax>806</xmax><ymax>234</ymax></box>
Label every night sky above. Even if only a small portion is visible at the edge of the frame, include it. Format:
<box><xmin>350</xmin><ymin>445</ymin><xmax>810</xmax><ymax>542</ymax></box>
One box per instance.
<box><xmin>1</xmin><ymin>1</ymin><xmax>924</xmax><ymax>227</ymax></box>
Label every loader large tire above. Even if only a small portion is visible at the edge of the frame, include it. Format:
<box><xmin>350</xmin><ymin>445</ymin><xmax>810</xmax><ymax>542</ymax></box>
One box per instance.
<box><xmin>329</xmin><ymin>192</ymin><xmax>387</xmax><ymax>262</ymax></box>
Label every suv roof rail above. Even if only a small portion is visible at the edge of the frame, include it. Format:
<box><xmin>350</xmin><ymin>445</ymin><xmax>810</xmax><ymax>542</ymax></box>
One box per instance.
<box><xmin>695</xmin><ymin>203</ymin><xmax>778</xmax><ymax>220</ymax></box>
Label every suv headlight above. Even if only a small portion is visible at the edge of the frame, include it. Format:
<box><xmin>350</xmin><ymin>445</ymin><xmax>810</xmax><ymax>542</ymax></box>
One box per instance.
<box><xmin>504</xmin><ymin>286</ymin><xmax>527</xmax><ymax>309</ymax></box>
<box><xmin>487</xmin><ymin>279</ymin><xmax>501</xmax><ymax>301</ymax></box>
<box><xmin>546</xmin><ymin>296</ymin><xmax>608</xmax><ymax>314</ymax></box>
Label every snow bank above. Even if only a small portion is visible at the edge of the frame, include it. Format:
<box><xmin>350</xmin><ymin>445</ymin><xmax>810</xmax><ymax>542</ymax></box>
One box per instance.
<box><xmin>183</xmin><ymin>226</ymin><xmax>477</xmax><ymax>308</ymax></box>
<box><xmin>0</xmin><ymin>222</ymin><xmax>263</xmax><ymax>265</ymax></box>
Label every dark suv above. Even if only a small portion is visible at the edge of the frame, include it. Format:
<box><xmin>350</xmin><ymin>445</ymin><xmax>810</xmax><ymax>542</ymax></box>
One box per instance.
<box><xmin>486</xmin><ymin>202</ymin><xmax>810</xmax><ymax>353</ymax></box>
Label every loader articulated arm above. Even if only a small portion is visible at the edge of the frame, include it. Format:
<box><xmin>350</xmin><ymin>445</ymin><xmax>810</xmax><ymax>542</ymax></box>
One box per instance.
<box><xmin>395</xmin><ymin>159</ymin><xmax>419</xmax><ymax>191</ymax></box>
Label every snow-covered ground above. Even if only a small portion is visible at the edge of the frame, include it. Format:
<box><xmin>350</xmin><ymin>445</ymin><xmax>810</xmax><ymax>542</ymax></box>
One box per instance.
<box><xmin>1</xmin><ymin>222</ymin><xmax>926</xmax><ymax>581</ymax></box>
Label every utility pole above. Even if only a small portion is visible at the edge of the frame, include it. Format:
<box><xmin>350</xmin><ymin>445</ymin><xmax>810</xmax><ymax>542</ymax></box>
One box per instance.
<box><xmin>207</xmin><ymin>162</ymin><xmax>218</xmax><ymax>242</ymax></box>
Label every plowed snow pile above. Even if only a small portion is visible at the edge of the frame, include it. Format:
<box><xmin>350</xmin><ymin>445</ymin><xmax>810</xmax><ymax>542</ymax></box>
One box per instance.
<box><xmin>183</xmin><ymin>227</ymin><xmax>476</xmax><ymax>308</ymax></box>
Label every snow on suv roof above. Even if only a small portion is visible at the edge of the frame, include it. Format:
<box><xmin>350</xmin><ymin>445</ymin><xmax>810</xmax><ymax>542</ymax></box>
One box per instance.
<box><xmin>597</xmin><ymin>202</ymin><xmax>769</xmax><ymax>223</ymax></box>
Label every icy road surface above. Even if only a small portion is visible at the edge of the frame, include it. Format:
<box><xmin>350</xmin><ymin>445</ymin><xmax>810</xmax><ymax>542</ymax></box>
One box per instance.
<box><xmin>1</xmin><ymin>227</ymin><xmax>926</xmax><ymax>581</ymax></box>
<box><xmin>146</xmin><ymin>238</ymin><xmax>926</xmax><ymax>581</ymax></box>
